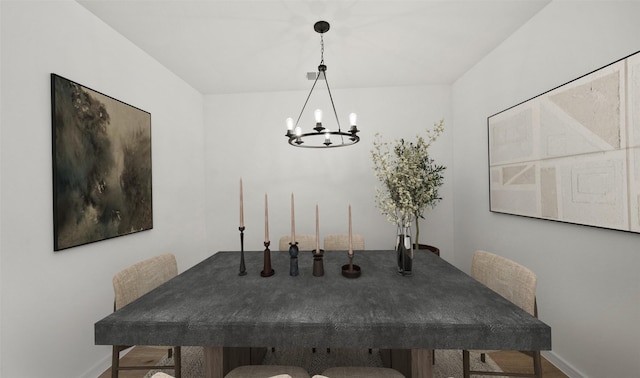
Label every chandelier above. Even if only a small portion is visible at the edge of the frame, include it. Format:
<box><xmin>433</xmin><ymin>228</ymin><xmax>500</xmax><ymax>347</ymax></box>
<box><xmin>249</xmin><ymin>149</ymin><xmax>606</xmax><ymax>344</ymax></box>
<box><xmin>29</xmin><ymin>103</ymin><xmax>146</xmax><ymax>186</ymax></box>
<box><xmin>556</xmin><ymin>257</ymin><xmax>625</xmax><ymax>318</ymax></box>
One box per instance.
<box><xmin>285</xmin><ymin>21</ymin><xmax>360</xmax><ymax>148</ymax></box>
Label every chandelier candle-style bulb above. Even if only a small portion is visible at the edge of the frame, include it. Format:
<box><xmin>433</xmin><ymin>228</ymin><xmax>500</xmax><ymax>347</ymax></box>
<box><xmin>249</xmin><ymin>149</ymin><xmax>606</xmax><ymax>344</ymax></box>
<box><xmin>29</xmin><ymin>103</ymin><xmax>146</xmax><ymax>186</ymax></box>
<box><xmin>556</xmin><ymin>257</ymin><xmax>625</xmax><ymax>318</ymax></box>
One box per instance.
<box><xmin>285</xmin><ymin>117</ymin><xmax>294</xmax><ymax>137</ymax></box>
<box><xmin>349</xmin><ymin>112</ymin><xmax>359</xmax><ymax>136</ymax></box>
<box><xmin>314</xmin><ymin>109</ymin><xmax>324</xmax><ymax>132</ymax></box>
<box><xmin>324</xmin><ymin>132</ymin><xmax>332</xmax><ymax>146</ymax></box>
<box><xmin>294</xmin><ymin>126</ymin><xmax>303</xmax><ymax>145</ymax></box>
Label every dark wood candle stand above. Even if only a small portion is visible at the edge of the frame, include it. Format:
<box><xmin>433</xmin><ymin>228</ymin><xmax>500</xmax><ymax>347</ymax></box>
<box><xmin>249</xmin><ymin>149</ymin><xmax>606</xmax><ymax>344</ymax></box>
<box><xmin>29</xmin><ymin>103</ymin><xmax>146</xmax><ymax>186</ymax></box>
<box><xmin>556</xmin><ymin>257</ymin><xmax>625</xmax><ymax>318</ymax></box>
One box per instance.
<box><xmin>261</xmin><ymin>241</ymin><xmax>275</xmax><ymax>277</ymax></box>
<box><xmin>289</xmin><ymin>242</ymin><xmax>299</xmax><ymax>276</ymax></box>
<box><xmin>238</xmin><ymin>227</ymin><xmax>247</xmax><ymax>276</ymax></box>
<box><xmin>341</xmin><ymin>254</ymin><xmax>361</xmax><ymax>278</ymax></box>
<box><xmin>313</xmin><ymin>249</ymin><xmax>324</xmax><ymax>276</ymax></box>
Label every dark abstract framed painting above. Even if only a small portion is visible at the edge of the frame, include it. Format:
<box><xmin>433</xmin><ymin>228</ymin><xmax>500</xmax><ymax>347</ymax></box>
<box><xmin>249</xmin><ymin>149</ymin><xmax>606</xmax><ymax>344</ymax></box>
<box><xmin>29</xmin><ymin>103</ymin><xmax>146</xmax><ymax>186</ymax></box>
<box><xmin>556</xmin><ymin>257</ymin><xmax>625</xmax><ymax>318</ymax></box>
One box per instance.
<box><xmin>488</xmin><ymin>50</ymin><xmax>640</xmax><ymax>233</ymax></box>
<box><xmin>51</xmin><ymin>74</ymin><xmax>152</xmax><ymax>251</ymax></box>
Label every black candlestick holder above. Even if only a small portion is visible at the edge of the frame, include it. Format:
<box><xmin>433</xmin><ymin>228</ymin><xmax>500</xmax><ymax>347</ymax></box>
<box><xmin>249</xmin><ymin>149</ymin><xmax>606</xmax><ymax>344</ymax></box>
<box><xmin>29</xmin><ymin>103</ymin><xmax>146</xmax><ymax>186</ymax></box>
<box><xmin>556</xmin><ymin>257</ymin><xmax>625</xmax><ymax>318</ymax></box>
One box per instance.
<box><xmin>289</xmin><ymin>242</ymin><xmax>299</xmax><ymax>276</ymax></box>
<box><xmin>238</xmin><ymin>226</ymin><xmax>247</xmax><ymax>276</ymax></box>
<box><xmin>261</xmin><ymin>241</ymin><xmax>275</xmax><ymax>277</ymax></box>
<box><xmin>341</xmin><ymin>253</ymin><xmax>361</xmax><ymax>278</ymax></box>
<box><xmin>313</xmin><ymin>249</ymin><xmax>324</xmax><ymax>276</ymax></box>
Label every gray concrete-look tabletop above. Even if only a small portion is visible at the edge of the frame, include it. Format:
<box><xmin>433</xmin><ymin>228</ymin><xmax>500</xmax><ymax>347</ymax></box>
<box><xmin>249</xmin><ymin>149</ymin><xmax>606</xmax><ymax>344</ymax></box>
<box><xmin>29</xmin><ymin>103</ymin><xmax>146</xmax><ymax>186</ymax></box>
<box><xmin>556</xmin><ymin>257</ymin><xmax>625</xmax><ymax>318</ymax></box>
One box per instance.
<box><xmin>95</xmin><ymin>250</ymin><xmax>551</xmax><ymax>376</ymax></box>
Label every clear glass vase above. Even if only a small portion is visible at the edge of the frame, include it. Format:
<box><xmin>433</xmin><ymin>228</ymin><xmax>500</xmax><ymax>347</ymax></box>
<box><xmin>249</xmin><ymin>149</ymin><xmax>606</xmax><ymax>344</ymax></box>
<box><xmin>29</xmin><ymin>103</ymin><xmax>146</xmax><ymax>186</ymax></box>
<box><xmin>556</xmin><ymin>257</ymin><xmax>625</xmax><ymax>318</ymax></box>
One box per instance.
<box><xmin>396</xmin><ymin>223</ymin><xmax>413</xmax><ymax>275</ymax></box>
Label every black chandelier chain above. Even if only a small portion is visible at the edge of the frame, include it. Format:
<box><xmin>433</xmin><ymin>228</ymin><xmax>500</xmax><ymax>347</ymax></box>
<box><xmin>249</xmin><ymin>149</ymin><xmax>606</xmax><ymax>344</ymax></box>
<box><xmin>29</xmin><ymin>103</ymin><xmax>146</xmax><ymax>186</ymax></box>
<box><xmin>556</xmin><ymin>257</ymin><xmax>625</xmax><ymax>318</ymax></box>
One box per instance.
<box><xmin>320</xmin><ymin>33</ymin><xmax>325</xmax><ymax>64</ymax></box>
<box><xmin>316</xmin><ymin>32</ymin><xmax>346</xmax><ymax>141</ymax></box>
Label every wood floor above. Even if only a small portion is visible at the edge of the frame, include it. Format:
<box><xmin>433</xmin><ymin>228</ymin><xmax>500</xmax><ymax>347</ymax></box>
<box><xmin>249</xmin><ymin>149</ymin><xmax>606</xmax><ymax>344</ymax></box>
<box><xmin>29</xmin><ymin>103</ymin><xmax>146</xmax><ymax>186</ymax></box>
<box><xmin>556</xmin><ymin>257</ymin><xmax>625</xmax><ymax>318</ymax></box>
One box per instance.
<box><xmin>99</xmin><ymin>347</ymin><xmax>568</xmax><ymax>378</ymax></box>
<box><xmin>487</xmin><ymin>351</ymin><xmax>568</xmax><ymax>378</ymax></box>
<box><xmin>98</xmin><ymin>346</ymin><xmax>170</xmax><ymax>378</ymax></box>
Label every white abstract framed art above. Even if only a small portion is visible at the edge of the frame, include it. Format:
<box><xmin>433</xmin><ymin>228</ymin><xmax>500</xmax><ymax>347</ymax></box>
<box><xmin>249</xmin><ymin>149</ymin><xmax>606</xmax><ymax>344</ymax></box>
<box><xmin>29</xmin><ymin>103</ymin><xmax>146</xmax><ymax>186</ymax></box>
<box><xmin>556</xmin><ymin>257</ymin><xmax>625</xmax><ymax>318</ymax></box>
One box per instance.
<box><xmin>488</xmin><ymin>50</ymin><xmax>640</xmax><ymax>233</ymax></box>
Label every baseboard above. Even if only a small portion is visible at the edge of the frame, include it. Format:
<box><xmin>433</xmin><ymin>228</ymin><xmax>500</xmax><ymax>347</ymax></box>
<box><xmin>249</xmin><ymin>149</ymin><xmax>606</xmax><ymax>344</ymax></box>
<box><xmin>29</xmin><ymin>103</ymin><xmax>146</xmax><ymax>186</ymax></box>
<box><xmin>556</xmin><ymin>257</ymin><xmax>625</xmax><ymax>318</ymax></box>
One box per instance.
<box><xmin>80</xmin><ymin>353</ymin><xmax>111</xmax><ymax>378</ymax></box>
<box><xmin>542</xmin><ymin>350</ymin><xmax>584</xmax><ymax>378</ymax></box>
<box><xmin>80</xmin><ymin>348</ymin><xmax>131</xmax><ymax>378</ymax></box>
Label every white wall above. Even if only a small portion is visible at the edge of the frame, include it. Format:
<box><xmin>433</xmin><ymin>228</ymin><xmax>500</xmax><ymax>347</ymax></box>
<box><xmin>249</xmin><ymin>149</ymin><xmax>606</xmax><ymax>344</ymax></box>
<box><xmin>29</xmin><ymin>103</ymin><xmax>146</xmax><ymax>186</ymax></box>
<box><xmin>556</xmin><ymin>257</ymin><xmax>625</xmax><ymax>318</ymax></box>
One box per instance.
<box><xmin>0</xmin><ymin>1</ymin><xmax>207</xmax><ymax>377</ymax></box>
<box><xmin>12</xmin><ymin>0</ymin><xmax>636</xmax><ymax>377</ymax></box>
<box><xmin>203</xmin><ymin>85</ymin><xmax>454</xmax><ymax>259</ymax></box>
<box><xmin>452</xmin><ymin>1</ymin><xmax>640</xmax><ymax>377</ymax></box>
<box><xmin>0</xmin><ymin>1</ymin><xmax>4</xmax><ymax>372</ymax></box>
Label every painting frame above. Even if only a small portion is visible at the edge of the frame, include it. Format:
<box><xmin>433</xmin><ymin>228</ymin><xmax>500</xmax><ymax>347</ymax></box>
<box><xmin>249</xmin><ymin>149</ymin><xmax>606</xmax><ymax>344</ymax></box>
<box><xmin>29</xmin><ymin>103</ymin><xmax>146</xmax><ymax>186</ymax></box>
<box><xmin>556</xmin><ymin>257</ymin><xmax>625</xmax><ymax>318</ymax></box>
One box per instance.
<box><xmin>488</xmin><ymin>50</ymin><xmax>640</xmax><ymax>233</ymax></box>
<box><xmin>51</xmin><ymin>74</ymin><xmax>153</xmax><ymax>251</ymax></box>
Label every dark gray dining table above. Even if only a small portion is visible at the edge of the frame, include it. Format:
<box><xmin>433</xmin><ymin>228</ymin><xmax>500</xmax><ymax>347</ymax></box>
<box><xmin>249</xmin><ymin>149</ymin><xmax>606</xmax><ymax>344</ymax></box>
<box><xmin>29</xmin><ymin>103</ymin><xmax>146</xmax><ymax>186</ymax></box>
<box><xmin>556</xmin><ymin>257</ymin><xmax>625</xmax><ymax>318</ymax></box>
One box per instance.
<box><xmin>95</xmin><ymin>249</ymin><xmax>551</xmax><ymax>378</ymax></box>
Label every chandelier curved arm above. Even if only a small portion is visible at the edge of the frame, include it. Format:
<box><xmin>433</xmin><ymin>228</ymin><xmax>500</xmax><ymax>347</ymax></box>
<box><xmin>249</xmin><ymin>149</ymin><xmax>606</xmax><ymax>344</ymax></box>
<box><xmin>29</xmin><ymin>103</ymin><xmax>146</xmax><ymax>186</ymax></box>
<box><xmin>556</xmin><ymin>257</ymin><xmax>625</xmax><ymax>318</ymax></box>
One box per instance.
<box><xmin>292</xmin><ymin>69</ymin><xmax>322</xmax><ymax>129</ymax></box>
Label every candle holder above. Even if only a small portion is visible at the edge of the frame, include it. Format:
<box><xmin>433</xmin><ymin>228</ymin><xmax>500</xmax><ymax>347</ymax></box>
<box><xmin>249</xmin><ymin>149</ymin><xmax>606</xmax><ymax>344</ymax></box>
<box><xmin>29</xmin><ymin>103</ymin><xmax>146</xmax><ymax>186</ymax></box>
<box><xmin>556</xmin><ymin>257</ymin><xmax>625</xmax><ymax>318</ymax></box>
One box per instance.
<box><xmin>313</xmin><ymin>249</ymin><xmax>324</xmax><ymax>277</ymax></box>
<box><xmin>238</xmin><ymin>226</ymin><xmax>247</xmax><ymax>276</ymax></box>
<box><xmin>341</xmin><ymin>253</ymin><xmax>361</xmax><ymax>279</ymax></box>
<box><xmin>261</xmin><ymin>241</ymin><xmax>275</xmax><ymax>277</ymax></box>
<box><xmin>289</xmin><ymin>242</ymin><xmax>299</xmax><ymax>276</ymax></box>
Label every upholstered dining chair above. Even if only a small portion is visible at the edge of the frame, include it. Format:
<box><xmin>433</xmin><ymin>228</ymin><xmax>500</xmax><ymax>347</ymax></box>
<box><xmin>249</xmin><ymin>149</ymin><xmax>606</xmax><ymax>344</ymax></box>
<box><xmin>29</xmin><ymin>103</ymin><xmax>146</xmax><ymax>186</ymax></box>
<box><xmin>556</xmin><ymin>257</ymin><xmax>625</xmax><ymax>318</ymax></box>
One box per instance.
<box><xmin>224</xmin><ymin>365</ymin><xmax>310</xmax><ymax>378</ymax></box>
<box><xmin>323</xmin><ymin>234</ymin><xmax>365</xmax><ymax>251</ymax></box>
<box><xmin>279</xmin><ymin>234</ymin><xmax>318</xmax><ymax>252</ymax></box>
<box><xmin>463</xmin><ymin>250</ymin><xmax>541</xmax><ymax>378</ymax></box>
<box><xmin>151</xmin><ymin>373</ymin><xmax>175</xmax><ymax>378</ymax></box>
<box><xmin>418</xmin><ymin>244</ymin><xmax>439</xmax><ymax>256</ymax></box>
<box><xmin>111</xmin><ymin>253</ymin><xmax>181</xmax><ymax>378</ymax></box>
<box><xmin>319</xmin><ymin>366</ymin><xmax>404</xmax><ymax>378</ymax></box>
<box><xmin>154</xmin><ymin>373</ymin><xmax>297</xmax><ymax>378</ymax></box>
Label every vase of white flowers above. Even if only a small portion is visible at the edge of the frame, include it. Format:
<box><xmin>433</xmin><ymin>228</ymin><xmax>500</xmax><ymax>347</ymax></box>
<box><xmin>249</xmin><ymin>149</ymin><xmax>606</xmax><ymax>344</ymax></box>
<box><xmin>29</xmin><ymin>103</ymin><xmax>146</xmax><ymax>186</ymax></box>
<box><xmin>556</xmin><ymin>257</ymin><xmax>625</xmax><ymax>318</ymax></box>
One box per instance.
<box><xmin>371</xmin><ymin>119</ymin><xmax>446</xmax><ymax>274</ymax></box>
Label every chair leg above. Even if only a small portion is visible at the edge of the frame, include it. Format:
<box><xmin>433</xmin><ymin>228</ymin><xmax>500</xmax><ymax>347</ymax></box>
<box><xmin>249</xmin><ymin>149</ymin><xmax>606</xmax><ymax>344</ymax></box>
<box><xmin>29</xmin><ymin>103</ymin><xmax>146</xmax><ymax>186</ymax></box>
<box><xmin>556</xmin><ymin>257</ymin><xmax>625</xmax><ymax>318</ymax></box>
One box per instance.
<box><xmin>111</xmin><ymin>346</ymin><xmax>120</xmax><ymax>378</ymax></box>
<box><xmin>174</xmin><ymin>346</ymin><xmax>182</xmax><ymax>378</ymax></box>
<box><xmin>432</xmin><ymin>349</ymin><xmax>435</xmax><ymax>365</ymax></box>
<box><xmin>462</xmin><ymin>350</ymin><xmax>470</xmax><ymax>378</ymax></box>
<box><xmin>533</xmin><ymin>350</ymin><xmax>542</xmax><ymax>378</ymax></box>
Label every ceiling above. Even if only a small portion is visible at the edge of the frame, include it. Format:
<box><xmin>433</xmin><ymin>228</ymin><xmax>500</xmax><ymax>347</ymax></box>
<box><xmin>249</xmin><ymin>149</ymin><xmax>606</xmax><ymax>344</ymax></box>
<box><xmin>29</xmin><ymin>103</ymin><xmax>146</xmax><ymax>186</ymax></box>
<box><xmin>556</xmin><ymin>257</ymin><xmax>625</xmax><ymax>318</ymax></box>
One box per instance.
<box><xmin>78</xmin><ymin>0</ymin><xmax>551</xmax><ymax>95</ymax></box>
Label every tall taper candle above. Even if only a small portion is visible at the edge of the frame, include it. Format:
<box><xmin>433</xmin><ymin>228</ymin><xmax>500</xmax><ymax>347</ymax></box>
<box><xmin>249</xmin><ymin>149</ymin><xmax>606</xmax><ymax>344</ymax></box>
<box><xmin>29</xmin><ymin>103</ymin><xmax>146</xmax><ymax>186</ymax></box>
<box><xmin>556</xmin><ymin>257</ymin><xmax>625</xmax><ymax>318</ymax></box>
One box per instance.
<box><xmin>239</xmin><ymin>178</ymin><xmax>244</xmax><ymax>228</ymax></box>
<box><xmin>291</xmin><ymin>193</ymin><xmax>296</xmax><ymax>244</ymax></box>
<box><xmin>265</xmin><ymin>193</ymin><xmax>269</xmax><ymax>242</ymax></box>
<box><xmin>348</xmin><ymin>205</ymin><xmax>353</xmax><ymax>257</ymax></box>
<box><xmin>316</xmin><ymin>204</ymin><xmax>320</xmax><ymax>252</ymax></box>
